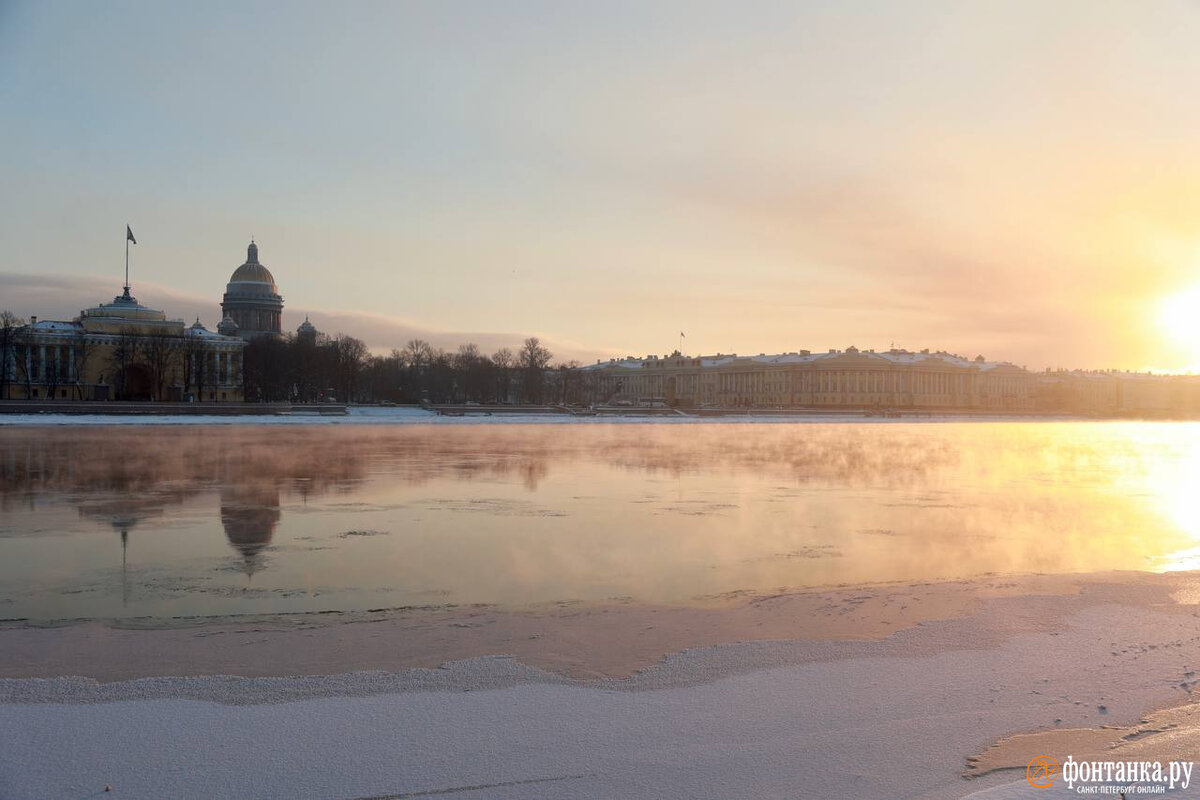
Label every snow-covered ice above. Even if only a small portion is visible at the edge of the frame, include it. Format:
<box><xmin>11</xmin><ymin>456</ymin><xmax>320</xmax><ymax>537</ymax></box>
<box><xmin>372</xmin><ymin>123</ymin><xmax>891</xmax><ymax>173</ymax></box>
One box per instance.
<box><xmin>4</xmin><ymin>602</ymin><xmax>1200</xmax><ymax>799</ymax></box>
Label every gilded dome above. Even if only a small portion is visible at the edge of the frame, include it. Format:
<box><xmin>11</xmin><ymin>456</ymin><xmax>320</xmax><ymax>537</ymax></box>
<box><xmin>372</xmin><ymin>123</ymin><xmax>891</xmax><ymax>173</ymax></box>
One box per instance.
<box><xmin>228</xmin><ymin>241</ymin><xmax>277</xmax><ymax>290</ymax></box>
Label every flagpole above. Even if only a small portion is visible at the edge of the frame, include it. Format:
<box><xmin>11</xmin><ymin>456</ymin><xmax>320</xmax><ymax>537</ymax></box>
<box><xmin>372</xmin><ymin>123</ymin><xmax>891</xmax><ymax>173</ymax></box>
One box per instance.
<box><xmin>124</xmin><ymin>226</ymin><xmax>129</xmax><ymax>292</ymax></box>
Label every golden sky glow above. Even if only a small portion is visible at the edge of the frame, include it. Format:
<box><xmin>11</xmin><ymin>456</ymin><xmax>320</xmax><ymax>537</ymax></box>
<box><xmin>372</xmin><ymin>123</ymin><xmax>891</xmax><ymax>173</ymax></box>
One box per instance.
<box><xmin>1159</xmin><ymin>285</ymin><xmax>1200</xmax><ymax>371</ymax></box>
<box><xmin>2</xmin><ymin>1</ymin><xmax>1200</xmax><ymax>369</ymax></box>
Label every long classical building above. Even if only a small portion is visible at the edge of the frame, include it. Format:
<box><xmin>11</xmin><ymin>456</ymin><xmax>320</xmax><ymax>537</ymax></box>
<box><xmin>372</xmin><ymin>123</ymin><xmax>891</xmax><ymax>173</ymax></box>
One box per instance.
<box><xmin>2</xmin><ymin>240</ymin><xmax>297</xmax><ymax>402</ymax></box>
<box><xmin>578</xmin><ymin>346</ymin><xmax>1036</xmax><ymax>410</ymax></box>
<box><xmin>2</xmin><ymin>285</ymin><xmax>246</xmax><ymax>402</ymax></box>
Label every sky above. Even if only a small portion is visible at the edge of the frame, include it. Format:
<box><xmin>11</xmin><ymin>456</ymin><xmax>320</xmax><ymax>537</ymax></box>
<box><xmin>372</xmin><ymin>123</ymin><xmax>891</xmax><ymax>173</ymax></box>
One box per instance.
<box><xmin>3</xmin><ymin>1</ymin><xmax>1200</xmax><ymax>371</ymax></box>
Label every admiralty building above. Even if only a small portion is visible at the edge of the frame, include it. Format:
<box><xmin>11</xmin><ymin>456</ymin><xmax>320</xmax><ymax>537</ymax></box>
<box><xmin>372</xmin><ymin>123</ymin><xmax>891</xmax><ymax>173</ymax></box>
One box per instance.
<box><xmin>1</xmin><ymin>242</ymin><xmax>288</xmax><ymax>402</ymax></box>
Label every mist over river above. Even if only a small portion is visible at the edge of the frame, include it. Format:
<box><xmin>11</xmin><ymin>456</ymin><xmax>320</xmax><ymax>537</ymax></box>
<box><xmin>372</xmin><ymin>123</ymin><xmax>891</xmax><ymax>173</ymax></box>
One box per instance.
<box><xmin>2</xmin><ymin>421</ymin><xmax>1198</xmax><ymax>622</ymax></box>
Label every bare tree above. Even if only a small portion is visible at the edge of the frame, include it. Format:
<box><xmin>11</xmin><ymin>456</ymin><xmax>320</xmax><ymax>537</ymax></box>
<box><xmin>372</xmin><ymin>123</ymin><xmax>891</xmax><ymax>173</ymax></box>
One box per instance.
<box><xmin>382</xmin><ymin>348</ymin><xmax>405</xmax><ymax>402</ymax></box>
<box><xmin>454</xmin><ymin>343</ymin><xmax>492</xmax><ymax>402</ymax></box>
<box><xmin>179</xmin><ymin>331</ymin><xmax>211</xmax><ymax>401</ymax></box>
<box><xmin>291</xmin><ymin>331</ymin><xmax>322</xmax><ymax>402</ymax></box>
<box><xmin>12</xmin><ymin>327</ymin><xmax>35</xmax><ymax>399</ymax></box>
<box><xmin>330</xmin><ymin>334</ymin><xmax>368</xmax><ymax>402</ymax></box>
<box><xmin>196</xmin><ymin>348</ymin><xmax>216</xmax><ymax>401</ymax></box>
<box><xmin>142</xmin><ymin>331</ymin><xmax>183</xmax><ymax>401</ymax></box>
<box><xmin>426</xmin><ymin>347</ymin><xmax>455</xmax><ymax>402</ymax></box>
<box><xmin>109</xmin><ymin>327</ymin><xmax>143</xmax><ymax>400</ymax></box>
<box><xmin>555</xmin><ymin>360</ymin><xmax>583</xmax><ymax>404</ymax></box>
<box><xmin>518</xmin><ymin>337</ymin><xmax>552</xmax><ymax>403</ymax></box>
<box><xmin>242</xmin><ymin>335</ymin><xmax>290</xmax><ymax>402</ymax></box>
<box><xmin>70</xmin><ymin>332</ymin><xmax>93</xmax><ymax>400</ymax></box>
<box><xmin>0</xmin><ymin>311</ymin><xmax>25</xmax><ymax>400</ymax></box>
<box><xmin>454</xmin><ymin>343</ymin><xmax>480</xmax><ymax>371</ymax></box>
<box><xmin>401</xmin><ymin>339</ymin><xmax>434</xmax><ymax>370</ymax></box>
<box><xmin>359</xmin><ymin>353</ymin><xmax>396</xmax><ymax>403</ymax></box>
<box><xmin>42</xmin><ymin>344</ymin><xmax>64</xmax><ymax>400</ymax></box>
<box><xmin>401</xmin><ymin>339</ymin><xmax>434</xmax><ymax>402</ymax></box>
<box><xmin>492</xmin><ymin>347</ymin><xmax>514</xmax><ymax>403</ymax></box>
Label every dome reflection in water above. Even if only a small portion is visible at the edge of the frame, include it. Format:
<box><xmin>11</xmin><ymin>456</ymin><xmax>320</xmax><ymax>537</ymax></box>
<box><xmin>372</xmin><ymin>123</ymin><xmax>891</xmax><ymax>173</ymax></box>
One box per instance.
<box><xmin>2</xmin><ymin>422</ymin><xmax>1200</xmax><ymax>622</ymax></box>
<box><xmin>220</xmin><ymin>486</ymin><xmax>281</xmax><ymax>578</ymax></box>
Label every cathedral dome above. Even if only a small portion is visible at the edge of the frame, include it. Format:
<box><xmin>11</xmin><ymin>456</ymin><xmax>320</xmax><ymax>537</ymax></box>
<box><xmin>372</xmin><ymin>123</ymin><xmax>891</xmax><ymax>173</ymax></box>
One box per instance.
<box><xmin>221</xmin><ymin>240</ymin><xmax>284</xmax><ymax>340</ymax></box>
<box><xmin>227</xmin><ymin>241</ymin><xmax>277</xmax><ymax>292</ymax></box>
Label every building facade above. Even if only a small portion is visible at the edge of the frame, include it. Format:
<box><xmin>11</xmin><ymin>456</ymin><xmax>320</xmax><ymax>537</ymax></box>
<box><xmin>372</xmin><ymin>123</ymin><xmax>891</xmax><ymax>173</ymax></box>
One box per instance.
<box><xmin>220</xmin><ymin>241</ymin><xmax>283</xmax><ymax>340</ymax></box>
<box><xmin>577</xmin><ymin>346</ymin><xmax>1037</xmax><ymax>410</ymax></box>
<box><xmin>1</xmin><ymin>239</ymin><xmax>298</xmax><ymax>403</ymax></box>
<box><xmin>1</xmin><ymin>286</ymin><xmax>246</xmax><ymax>402</ymax></box>
<box><xmin>1036</xmin><ymin>370</ymin><xmax>1200</xmax><ymax>416</ymax></box>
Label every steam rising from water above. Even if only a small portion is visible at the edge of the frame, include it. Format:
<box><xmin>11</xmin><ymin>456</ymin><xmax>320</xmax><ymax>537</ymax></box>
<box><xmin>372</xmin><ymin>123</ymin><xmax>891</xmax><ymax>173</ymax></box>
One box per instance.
<box><xmin>1</xmin><ymin>422</ymin><xmax>1198</xmax><ymax>621</ymax></box>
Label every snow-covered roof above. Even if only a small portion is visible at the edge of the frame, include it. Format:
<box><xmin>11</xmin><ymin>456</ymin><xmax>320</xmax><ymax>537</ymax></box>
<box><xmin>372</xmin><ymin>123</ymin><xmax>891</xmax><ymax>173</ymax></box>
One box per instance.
<box><xmin>185</xmin><ymin>320</ymin><xmax>238</xmax><ymax>341</ymax></box>
<box><xmin>580</xmin><ymin>348</ymin><xmax>1023</xmax><ymax>373</ymax></box>
<box><xmin>28</xmin><ymin>320</ymin><xmax>83</xmax><ymax>332</ymax></box>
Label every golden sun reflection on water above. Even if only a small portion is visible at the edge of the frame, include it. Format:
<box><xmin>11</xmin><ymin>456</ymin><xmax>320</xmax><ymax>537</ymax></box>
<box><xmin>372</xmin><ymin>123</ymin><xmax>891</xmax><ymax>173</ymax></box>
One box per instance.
<box><xmin>3</xmin><ymin>421</ymin><xmax>1200</xmax><ymax>620</ymax></box>
<box><xmin>1131</xmin><ymin>425</ymin><xmax>1200</xmax><ymax>572</ymax></box>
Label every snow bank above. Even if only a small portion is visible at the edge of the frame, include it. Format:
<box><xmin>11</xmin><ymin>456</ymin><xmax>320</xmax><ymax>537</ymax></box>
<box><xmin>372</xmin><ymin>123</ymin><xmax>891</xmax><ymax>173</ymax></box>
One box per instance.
<box><xmin>4</xmin><ymin>603</ymin><xmax>1200</xmax><ymax>799</ymax></box>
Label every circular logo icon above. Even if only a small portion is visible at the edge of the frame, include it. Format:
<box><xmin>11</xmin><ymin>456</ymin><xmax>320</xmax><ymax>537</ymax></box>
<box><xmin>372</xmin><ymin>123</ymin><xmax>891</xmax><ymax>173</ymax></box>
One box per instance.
<box><xmin>1027</xmin><ymin>756</ymin><xmax>1060</xmax><ymax>788</ymax></box>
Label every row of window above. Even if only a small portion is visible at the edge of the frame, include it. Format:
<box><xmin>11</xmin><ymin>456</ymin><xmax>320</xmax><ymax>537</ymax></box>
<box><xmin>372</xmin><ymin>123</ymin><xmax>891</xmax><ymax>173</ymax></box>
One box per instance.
<box><xmin>595</xmin><ymin>371</ymin><xmax>1031</xmax><ymax>397</ymax></box>
<box><xmin>2</xmin><ymin>346</ymin><xmax>242</xmax><ymax>386</ymax></box>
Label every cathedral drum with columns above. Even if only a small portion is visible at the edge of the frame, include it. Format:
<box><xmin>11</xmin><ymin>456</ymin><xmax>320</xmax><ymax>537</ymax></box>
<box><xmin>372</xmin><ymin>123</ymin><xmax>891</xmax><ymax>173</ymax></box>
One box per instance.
<box><xmin>221</xmin><ymin>241</ymin><xmax>284</xmax><ymax>340</ymax></box>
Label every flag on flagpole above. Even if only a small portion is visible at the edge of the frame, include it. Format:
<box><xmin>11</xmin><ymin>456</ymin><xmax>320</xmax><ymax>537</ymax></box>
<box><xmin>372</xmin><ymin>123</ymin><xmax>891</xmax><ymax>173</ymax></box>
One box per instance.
<box><xmin>680</xmin><ymin>331</ymin><xmax>685</xmax><ymax>338</ymax></box>
<box><xmin>126</xmin><ymin>225</ymin><xmax>137</xmax><ymax>245</ymax></box>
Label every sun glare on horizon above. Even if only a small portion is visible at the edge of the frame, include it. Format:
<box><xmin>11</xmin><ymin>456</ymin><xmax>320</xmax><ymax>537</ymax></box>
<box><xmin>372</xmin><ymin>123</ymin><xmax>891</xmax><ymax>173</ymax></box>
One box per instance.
<box><xmin>1158</xmin><ymin>284</ymin><xmax>1200</xmax><ymax>370</ymax></box>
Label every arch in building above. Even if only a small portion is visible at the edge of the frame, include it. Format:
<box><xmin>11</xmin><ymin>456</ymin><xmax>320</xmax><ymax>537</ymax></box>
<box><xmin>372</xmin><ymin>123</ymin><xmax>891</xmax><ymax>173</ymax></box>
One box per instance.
<box><xmin>120</xmin><ymin>363</ymin><xmax>153</xmax><ymax>401</ymax></box>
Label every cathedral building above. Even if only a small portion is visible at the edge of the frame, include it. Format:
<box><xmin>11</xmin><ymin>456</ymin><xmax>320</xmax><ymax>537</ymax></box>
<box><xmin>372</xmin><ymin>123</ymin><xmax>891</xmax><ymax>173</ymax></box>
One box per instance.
<box><xmin>220</xmin><ymin>241</ymin><xmax>284</xmax><ymax>340</ymax></box>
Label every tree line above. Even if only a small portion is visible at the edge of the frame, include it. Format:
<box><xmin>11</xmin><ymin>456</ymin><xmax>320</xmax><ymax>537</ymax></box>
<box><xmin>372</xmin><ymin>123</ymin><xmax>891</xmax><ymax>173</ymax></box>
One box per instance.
<box><xmin>246</xmin><ymin>332</ymin><xmax>589</xmax><ymax>404</ymax></box>
<box><xmin>1</xmin><ymin>309</ymin><xmax>593</xmax><ymax>405</ymax></box>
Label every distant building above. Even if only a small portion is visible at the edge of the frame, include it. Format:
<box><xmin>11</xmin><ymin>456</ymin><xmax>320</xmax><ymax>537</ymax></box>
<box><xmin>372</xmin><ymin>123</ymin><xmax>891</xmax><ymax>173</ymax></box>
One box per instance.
<box><xmin>1036</xmin><ymin>369</ymin><xmax>1200</xmax><ymax>416</ymax></box>
<box><xmin>221</xmin><ymin>241</ymin><xmax>283</xmax><ymax>340</ymax></box>
<box><xmin>296</xmin><ymin>316</ymin><xmax>318</xmax><ymax>344</ymax></box>
<box><xmin>576</xmin><ymin>346</ymin><xmax>1037</xmax><ymax>410</ymax></box>
<box><xmin>2</xmin><ymin>285</ymin><xmax>245</xmax><ymax>401</ymax></box>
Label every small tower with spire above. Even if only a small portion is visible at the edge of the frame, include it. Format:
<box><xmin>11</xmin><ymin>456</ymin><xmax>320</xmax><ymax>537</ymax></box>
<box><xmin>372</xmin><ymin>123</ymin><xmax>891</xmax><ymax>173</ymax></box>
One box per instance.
<box><xmin>296</xmin><ymin>315</ymin><xmax>318</xmax><ymax>344</ymax></box>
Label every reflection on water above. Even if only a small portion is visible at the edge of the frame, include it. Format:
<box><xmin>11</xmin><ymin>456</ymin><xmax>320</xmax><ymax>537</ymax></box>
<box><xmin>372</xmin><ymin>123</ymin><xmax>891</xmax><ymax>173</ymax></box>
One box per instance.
<box><xmin>1</xmin><ymin>422</ymin><xmax>1199</xmax><ymax>621</ymax></box>
<box><xmin>220</xmin><ymin>487</ymin><xmax>281</xmax><ymax>577</ymax></box>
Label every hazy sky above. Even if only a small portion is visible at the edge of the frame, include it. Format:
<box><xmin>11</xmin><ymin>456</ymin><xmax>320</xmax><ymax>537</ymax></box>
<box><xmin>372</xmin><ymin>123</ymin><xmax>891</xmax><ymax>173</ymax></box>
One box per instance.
<box><xmin>4</xmin><ymin>1</ymin><xmax>1200</xmax><ymax>370</ymax></box>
